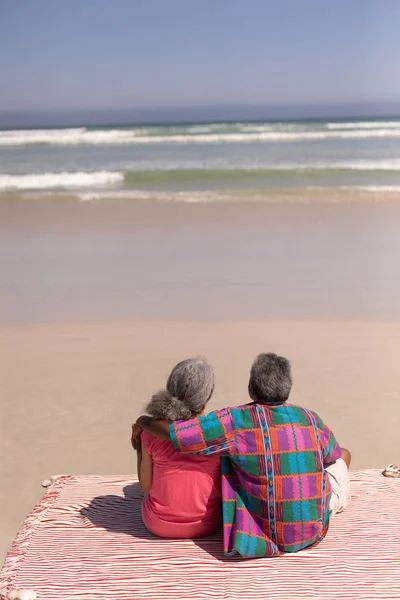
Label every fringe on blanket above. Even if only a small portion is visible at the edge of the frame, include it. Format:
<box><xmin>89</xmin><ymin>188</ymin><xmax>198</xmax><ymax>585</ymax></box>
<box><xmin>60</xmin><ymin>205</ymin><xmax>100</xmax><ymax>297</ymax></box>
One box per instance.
<box><xmin>1</xmin><ymin>476</ymin><xmax>74</xmax><ymax>600</ymax></box>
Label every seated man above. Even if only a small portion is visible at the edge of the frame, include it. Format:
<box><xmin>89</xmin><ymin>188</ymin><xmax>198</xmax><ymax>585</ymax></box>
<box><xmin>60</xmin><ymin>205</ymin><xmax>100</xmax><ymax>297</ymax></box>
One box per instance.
<box><xmin>132</xmin><ymin>353</ymin><xmax>351</xmax><ymax>558</ymax></box>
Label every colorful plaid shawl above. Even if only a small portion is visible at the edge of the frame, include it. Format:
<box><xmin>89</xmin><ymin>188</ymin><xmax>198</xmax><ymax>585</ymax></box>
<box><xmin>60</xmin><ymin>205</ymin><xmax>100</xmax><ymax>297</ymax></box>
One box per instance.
<box><xmin>170</xmin><ymin>402</ymin><xmax>341</xmax><ymax>558</ymax></box>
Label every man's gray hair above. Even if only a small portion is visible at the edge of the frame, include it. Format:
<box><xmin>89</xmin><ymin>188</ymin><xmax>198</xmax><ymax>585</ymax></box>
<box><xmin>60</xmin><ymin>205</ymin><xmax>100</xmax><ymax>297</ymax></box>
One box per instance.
<box><xmin>249</xmin><ymin>353</ymin><xmax>292</xmax><ymax>405</ymax></box>
<box><xmin>146</xmin><ymin>358</ymin><xmax>215</xmax><ymax>421</ymax></box>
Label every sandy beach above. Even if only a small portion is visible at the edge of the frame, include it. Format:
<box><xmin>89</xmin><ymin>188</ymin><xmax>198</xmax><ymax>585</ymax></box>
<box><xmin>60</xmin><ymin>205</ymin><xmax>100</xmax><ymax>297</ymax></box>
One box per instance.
<box><xmin>2</xmin><ymin>319</ymin><xmax>400</xmax><ymax>560</ymax></box>
<box><xmin>1</xmin><ymin>196</ymin><xmax>400</xmax><ymax>560</ymax></box>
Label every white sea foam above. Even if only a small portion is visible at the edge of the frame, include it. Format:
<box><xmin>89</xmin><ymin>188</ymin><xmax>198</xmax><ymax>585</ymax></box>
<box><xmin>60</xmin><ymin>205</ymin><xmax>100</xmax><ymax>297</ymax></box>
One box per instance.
<box><xmin>0</xmin><ymin>171</ymin><xmax>123</xmax><ymax>191</ymax></box>
<box><xmin>18</xmin><ymin>189</ymin><xmax>226</xmax><ymax>203</ymax></box>
<box><xmin>350</xmin><ymin>185</ymin><xmax>400</xmax><ymax>192</ymax></box>
<box><xmin>185</xmin><ymin>126</ymin><xmax>217</xmax><ymax>134</ymax></box>
<box><xmin>0</xmin><ymin>128</ymin><xmax>144</xmax><ymax>147</ymax></box>
<box><xmin>152</xmin><ymin>129</ymin><xmax>400</xmax><ymax>143</ymax></box>
<box><xmin>226</xmin><ymin>159</ymin><xmax>400</xmax><ymax>171</ymax></box>
<box><xmin>38</xmin><ymin>186</ymin><xmax>400</xmax><ymax>205</ymax></box>
<box><xmin>3</xmin><ymin>126</ymin><xmax>400</xmax><ymax>147</ymax></box>
<box><xmin>3</xmin><ymin>158</ymin><xmax>400</xmax><ymax>193</ymax></box>
<box><xmin>327</xmin><ymin>121</ymin><xmax>400</xmax><ymax>130</ymax></box>
<box><xmin>76</xmin><ymin>190</ymin><xmax>224</xmax><ymax>203</ymax></box>
<box><xmin>296</xmin><ymin>159</ymin><xmax>400</xmax><ymax>171</ymax></box>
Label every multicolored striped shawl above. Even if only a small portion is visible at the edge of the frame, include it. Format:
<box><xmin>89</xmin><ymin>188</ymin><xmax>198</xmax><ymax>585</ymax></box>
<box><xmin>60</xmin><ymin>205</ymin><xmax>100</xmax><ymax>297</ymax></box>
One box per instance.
<box><xmin>170</xmin><ymin>402</ymin><xmax>341</xmax><ymax>558</ymax></box>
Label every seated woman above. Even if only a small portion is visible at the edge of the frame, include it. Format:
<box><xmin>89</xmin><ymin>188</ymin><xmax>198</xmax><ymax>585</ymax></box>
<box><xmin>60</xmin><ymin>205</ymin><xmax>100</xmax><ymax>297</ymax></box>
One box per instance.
<box><xmin>135</xmin><ymin>358</ymin><xmax>221</xmax><ymax>538</ymax></box>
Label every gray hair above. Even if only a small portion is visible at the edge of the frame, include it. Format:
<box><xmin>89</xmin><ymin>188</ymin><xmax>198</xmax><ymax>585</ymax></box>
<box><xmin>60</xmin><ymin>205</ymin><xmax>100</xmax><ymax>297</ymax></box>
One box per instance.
<box><xmin>249</xmin><ymin>353</ymin><xmax>292</xmax><ymax>405</ymax></box>
<box><xmin>146</xmin><ymin>358</ymin><xmax>215</xmax><ymax>421</ymax></box>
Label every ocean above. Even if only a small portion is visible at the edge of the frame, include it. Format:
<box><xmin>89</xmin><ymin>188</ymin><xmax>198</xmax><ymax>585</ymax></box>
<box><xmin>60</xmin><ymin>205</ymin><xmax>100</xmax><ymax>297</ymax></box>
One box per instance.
<box><xmin>2</xmin><ymin>115</ymin><xmax>400</xmax><ymax>323</ymax></box>
<box><xmin>1</xmin><ymin>117</ymin><xmax>400</xmax><ymax>200</ymax></box>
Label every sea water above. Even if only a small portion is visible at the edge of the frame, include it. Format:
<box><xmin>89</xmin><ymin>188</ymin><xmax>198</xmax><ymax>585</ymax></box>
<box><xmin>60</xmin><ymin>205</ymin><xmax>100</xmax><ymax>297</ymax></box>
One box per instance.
<box><xmin>2</xmin><ymin>117</ymin><xmax>400</xmax><ymax>323</ymax></box>
<box><xmin>1</xmin><ymin>118</ymin><xmax>400</xmax><ymax>198</ymax></box>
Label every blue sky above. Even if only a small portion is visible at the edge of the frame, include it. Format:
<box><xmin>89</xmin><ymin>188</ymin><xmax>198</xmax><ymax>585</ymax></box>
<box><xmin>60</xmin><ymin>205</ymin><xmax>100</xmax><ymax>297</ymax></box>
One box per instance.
<box><xmin>1</xmin><ymin>0</ymin><xmax>400</xmax><ymax>112</ymax></box>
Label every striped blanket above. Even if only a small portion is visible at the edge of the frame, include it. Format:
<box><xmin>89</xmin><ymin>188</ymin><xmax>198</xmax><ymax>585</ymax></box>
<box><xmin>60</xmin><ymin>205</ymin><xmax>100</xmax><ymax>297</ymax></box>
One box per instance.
<box><xmin>1</xmin><ymin>471</ymin><xmax>399</xmax><ymax>600</ymax></box>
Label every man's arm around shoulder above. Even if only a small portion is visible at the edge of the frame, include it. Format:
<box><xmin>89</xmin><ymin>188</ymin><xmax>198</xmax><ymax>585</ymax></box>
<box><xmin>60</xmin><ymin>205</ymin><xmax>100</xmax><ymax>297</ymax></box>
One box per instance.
<box><xmin>131</xmin><ymin>416</ymin><xmax>171</xmax><ymax>450</ymax></box>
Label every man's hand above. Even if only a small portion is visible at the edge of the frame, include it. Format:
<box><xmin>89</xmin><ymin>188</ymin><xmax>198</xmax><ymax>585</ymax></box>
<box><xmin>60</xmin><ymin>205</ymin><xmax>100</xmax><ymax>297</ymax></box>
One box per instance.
<box><xmin>132</xmin><ymin>415</ymin><xmax>172</xmax><ymax>442</ymax></box>
<box><xmin>131</xmin><ymin>422</ymin><xmax>143</xmax><ymax>450</ymax></box>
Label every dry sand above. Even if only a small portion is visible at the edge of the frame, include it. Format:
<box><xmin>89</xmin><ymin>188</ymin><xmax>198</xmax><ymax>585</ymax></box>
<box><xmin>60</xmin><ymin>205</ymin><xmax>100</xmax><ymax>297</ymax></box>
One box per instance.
<box><xmin>1</xmin><ymin>318</ymin><xmax>400</xmax><ymax>560</ymax></box>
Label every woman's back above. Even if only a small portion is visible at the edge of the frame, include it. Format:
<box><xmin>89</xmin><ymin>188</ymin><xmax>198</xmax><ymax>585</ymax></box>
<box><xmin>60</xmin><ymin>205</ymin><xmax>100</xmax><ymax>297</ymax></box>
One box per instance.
<box><xmin>141</xmin><ymin>431</ymin><xmax>221</xmax><ymax>538</ymax></box>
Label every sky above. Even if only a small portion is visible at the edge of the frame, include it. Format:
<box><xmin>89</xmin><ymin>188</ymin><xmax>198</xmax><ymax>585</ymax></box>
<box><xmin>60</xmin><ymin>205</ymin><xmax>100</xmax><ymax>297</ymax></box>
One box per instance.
<box><xmin>1</xmin><ymin>0</ymin><xmax>400</xmax><ymax>116</ymax></box>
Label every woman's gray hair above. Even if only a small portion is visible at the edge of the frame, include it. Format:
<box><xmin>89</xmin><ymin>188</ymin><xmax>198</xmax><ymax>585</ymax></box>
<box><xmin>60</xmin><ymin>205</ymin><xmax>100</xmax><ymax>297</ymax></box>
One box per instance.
<box><xmin>146</xmin><ymin>358</ymin><xmax>215</xmax><ymax>421</ymax></box>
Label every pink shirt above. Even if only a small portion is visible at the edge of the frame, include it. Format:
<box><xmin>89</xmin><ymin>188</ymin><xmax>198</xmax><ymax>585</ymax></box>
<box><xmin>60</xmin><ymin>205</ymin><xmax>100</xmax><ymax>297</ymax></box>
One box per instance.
<box><xmin>141</xmin><ymin>430</ymin><xmax>221</xmax><ymax>538</ymax></box>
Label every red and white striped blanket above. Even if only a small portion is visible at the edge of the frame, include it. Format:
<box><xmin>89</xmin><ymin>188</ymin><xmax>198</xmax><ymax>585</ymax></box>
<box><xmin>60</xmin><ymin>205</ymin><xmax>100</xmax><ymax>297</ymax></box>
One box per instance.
<box><xmin>1</xmin><ymin>471</ymin><xmax>399</xmax><ymax>600</ymax></box>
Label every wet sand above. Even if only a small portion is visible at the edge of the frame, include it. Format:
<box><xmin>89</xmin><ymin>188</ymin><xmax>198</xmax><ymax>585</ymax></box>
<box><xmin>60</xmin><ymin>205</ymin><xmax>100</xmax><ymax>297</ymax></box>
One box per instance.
<box><xmin>1</xmin><ymin>196</ymin><xmax>400</xmax><ymax>322</ymax></box>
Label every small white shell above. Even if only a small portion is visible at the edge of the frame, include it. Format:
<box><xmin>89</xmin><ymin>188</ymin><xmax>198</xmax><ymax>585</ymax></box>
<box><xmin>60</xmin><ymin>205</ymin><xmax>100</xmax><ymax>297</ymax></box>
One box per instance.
<box><xmin>8</xmin><ymin>591</ymin><xmax>37</xmax><ymax>600</ymax></box>
<box><xmin>382</xmin><ymin>464</ymin><xmax>400</xmax><ymax>478</ymax></box>
<box><xmin>41</xmin><ymin>474</ymin><xmax>64</xmax><ymax>487</ymax></box>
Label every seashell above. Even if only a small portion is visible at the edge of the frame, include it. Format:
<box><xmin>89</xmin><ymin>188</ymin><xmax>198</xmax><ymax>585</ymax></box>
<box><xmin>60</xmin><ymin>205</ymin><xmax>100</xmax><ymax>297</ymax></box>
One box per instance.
<box><xmin>382</xmin><ymin>464</ymin><xmax>400</xmax><ymax>478</ymax></box>
<box><xmin>42</xmin><ymin>474</ymin><xmax>66</xmax><ymax>487</ymax></box>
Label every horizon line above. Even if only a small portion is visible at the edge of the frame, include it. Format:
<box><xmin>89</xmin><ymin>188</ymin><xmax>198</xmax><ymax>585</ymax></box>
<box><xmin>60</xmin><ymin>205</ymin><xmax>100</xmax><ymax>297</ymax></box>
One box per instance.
<box><xmin>1</xmin><ymin>101</ymin><xmax>400</xmax><ymax>130</ymax></box>
<box><xmin>2</xmin><ymin>100</ymin><xmax>400</xmax><ymax>113</ymax></box>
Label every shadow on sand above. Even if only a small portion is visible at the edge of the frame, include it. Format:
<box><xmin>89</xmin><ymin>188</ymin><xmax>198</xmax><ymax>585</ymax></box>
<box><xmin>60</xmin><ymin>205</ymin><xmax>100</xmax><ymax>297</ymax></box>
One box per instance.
<box><xmin>80</xmin><ymin>483</ymin><xmax>240</xmax><ymax>562</ymax></box>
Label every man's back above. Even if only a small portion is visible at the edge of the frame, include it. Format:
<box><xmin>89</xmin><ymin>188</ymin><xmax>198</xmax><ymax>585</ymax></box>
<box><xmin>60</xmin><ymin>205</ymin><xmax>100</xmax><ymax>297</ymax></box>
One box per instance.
<box><xmin>226</xmin><ymin>402</ymin><xmax>340</xmax><ymax>556</ymax></box>
<box><xmin>170</xmin><ymin>402</ymin><xmax>341</xmax><ymax>557</ymax></box>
